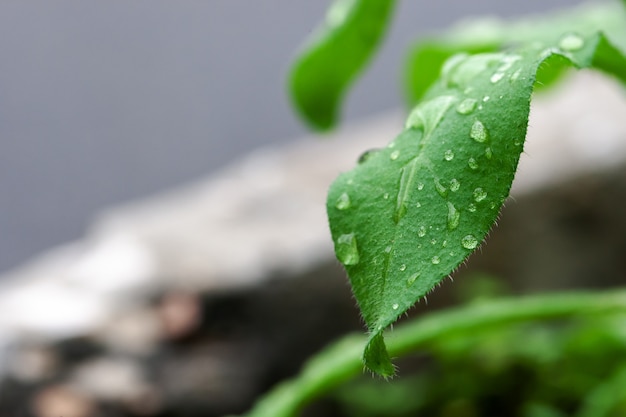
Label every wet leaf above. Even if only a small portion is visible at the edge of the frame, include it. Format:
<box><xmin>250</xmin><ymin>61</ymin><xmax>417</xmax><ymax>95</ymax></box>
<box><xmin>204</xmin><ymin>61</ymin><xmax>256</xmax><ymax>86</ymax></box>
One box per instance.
<box><xmin>327</xmin><ymin>33</ymin><xmax>626</xmax><ymax>376</ymax></box>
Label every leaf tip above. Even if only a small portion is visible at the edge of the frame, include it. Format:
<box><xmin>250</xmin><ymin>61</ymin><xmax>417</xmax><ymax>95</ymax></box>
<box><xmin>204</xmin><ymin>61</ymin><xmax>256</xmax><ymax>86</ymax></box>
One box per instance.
<box><xmin>363</xmin><ymin>331</ymin><xmax>395</xmax><ymax>377</ymax></box>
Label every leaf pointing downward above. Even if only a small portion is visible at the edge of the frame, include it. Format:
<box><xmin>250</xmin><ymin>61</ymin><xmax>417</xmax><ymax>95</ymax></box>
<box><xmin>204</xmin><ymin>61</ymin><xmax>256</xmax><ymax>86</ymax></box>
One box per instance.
<box><xmin>327</xmin><ymin>33</ymin><xmax>626</xmax><ymax>376</ymax></box>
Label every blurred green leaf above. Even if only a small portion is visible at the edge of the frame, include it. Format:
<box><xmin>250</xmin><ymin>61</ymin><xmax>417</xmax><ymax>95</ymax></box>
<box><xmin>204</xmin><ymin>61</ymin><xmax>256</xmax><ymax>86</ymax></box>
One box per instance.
<box><xmin>404</xmin><ymin>2</ymin><xmax>626</xmax><ymax>104</ymax></box>
<box><xmin>289</xmin><ymin>0</ymin><xmax>396</xmax><ymax>130</ymax></box>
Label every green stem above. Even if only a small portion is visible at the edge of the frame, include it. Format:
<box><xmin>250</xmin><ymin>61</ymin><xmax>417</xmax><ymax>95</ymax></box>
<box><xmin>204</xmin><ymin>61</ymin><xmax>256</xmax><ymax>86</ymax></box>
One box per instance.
<box><xmin>240</xmin><ymin>289</ymin><xmax>626</xmax><ymax>417</ymax></box>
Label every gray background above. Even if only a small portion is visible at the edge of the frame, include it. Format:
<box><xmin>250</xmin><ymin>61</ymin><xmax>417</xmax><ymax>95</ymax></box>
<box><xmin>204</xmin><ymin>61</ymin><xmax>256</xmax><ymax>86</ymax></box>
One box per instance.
<box><xmin>0</xmin><ymin>0</ymin><xmax>586</xmax><ymax>274</ymax></box>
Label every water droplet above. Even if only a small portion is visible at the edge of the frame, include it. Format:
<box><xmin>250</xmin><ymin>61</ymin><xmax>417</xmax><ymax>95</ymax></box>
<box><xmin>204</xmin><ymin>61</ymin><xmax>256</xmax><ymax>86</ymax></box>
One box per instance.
<box><xmin>346</xmin><ymin>178</ymin><xmax>354</xmax><ymax>185</ymax></box>
<box><xmin>456</xmin><ymin>98</ymin><xmax>477</xmax><ymax>115</ymax></box>
<box><xmin>468</xmin><ymin>158</ymin><xmax>479</xmax><ymax>170</ymax></box>
<box><xmin>470</xmin><ymin>120</ymin><xmax>488</xmax><ymax>143</ymax></box>
<box><xmin>358</xmin><ymin>148</ymin><xmax>380</xmax><ymax>164</ymax></box>
<box><xmin>510</xmin><ymin>69</ymin><xmax>521</xmax><ymax>82</ymax></box>
<box><xmin>468</xmin><ymin>203</ymin><xmax>477</xmax><ymax>212</ymax></box>
<box><xmin>449</xmin><ymin>178</ymin><xmax>460</xmax><ymax>192</ymax></box>
<box><xmin>473</xmin><ymin>187</ymin><xmax>487</xmax><ymax>202</ymax></box>
<box><xmin>418</xmin><ymin>226</ymin><xmax>426</xmax><ymax>237</ymax></box>
<box><xmin>559</xmin><ymin>33</ymin><xmax>584</xmax><ymax>52</ymax></box>
<box><xmin>383</xmin><ymin>193</ymin><xmax>389</xmax><ymax>200</ymax></box>
<box><xmin>490</xmin><ymin>72</ymin><xmax>505</xmax><ymax>83</ymax></box>
<box><xmin>485</xmin><ymin>147</ymin><xmax>493</xmax><ymax>159</ymax></box>
<box><xmin>442</xmin><ymin>240</ymin><xmax>448</xmax><ymax>248</ymax></box>
<box><xmin>434</xmin><ymin>178</ymin><xmax>448</xmax><ymax>198</ymax></box>
<box><xmin>490</xmin><ymin>202</ymin><xmax>497</xmax><ymax>210</ymax></box>
<box><xmin>444</xmin><ymin>149</ymin><xmax>455</xmax><ymax>161</ymax></box>
<box><xmin>335</xmin><ymin>192</ymin><xmax>351</xmax><ymax>210</ymax></box>
<box><xmin>399</xmin><ymin>264</ymin><xmax>407</xmax><ymax>271</ymax></box>
<box><xmin>417</xmin><ymin>183</ymin><xmax>424</xmax><ymax>191</ymax></box>
<box><xmin>406</xmin><ymin>96</ymin><xmax>457</xmax><ymax>136</ymax></box>
<box><xmin>430</xmin><ymin>239</ymin><xmax>437</xmax><ymax>245</ymax></box>
<box><xmin>390</xmin><ymin>150</ymin><xmax>400</xmax><ymax>161</ymax></box>
<box><xmin>392</xmin><ymin>303</ymin><xmax>399</xmax><ymax>310</ymax></box>
<box><xmin>431</xmin><ymin>256</ymin><xmax>441</xmax><ymax>265</ymax></box>
<box><xmin>447</xmin><ymin>202</ymin><xmax>460</xmax><ymax>230</ymax></box>
<box><xmin>415</xmin><ymin>201</ymin><xmax>421</xmax><ymax>208</ymax></box>
<box><xmin>461</xmin><ymin>234</ymin><xmax>479</xmax><ymax>250</ymax></box>
<box><xmin>482</xmin><ymin>96</ymin><xmax>490</xmax><ymax>102</ymax></box>
<box><xmin>384</xmin><ymin>245</ymin><xmax>392</xmax><ymax>253</ymax></box>
<box><xmin>336</xmin><ymin>233</ymin><xmax>359</xmax><ymax>265</ymax></box>
<box><xmin>406</xmin><ymin>272</ymin><xmax>420</xmax><ymax>286</ymax></box>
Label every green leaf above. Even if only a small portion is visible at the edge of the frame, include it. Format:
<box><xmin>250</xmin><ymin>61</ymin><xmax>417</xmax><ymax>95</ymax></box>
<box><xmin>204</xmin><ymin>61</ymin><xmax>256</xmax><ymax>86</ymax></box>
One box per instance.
<box><xmin>405</xmin><ymin>2</ymin><xmax>626</xmax><ymax>104</ymax></box>
<box><xmin>288</xmin><ymin>0</ymin><xmax>396</xmax><ymax>130</ymax></box>
<box><xmin>327</xmin><ymin>32</ymin><xmax>626</xmax><ymax>376</ymax></box>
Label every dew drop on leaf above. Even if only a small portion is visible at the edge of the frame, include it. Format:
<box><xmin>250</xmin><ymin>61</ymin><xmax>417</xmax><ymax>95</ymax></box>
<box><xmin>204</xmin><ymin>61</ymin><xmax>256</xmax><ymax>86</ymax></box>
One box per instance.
<box><xmin>406</xmin><ymin>272</ymin><xmax>420</xmax><ymax>287</ymax></box>
<box><xmin>431</xmin><ymin>256</ymin><xmax>441</xmax><ymax>265</ymax></box>
<box><xmin>417</xmin><ymin>182</ymin><xmax>424</xmax><ymax>191</ymax></box>
<box><xmin>399</xmin><ymin>264</ymin><xmax>407</xmax><ymax>271</ymax></box>
<box><xmin>468</xmin><ymin>157</ymin><xmax>479</xmax><ymax>170</ymax></box>
<box><xmin>444</xmin><ymin>149</ymin><xmax>454</xmax><ymax>161</ymax></box>
<box><xmin>485</xmin><ymin>147</ymin><xmax>493</xmax><ymax>159</ymax></box>
<box><xmin>456</xmin><ymin>98</ymin><xmax>477</xmax><ymax>115</ymax></box>
<box><xmin>473</xmin><ymin>187</ymin><xmax>488</xmax><ymax>202</ymax></box>
<box><xmin>470</xmin><ymin>120</ymin><xmax>488</xmax><ymax>143</ymax></box>
<box><xmin>490</xmin><ymin>72</ymin><xmax>505</xmax><ymax>83</ymax></box>
<box><xmin>392</xmin><ymin>303</ymin><xmax>399</xmax><ymax>310</ymax></box>
<box><xmin>383</xmin><ymin>193</ymin><xmax>390</xmax><ymax>200</ymax></box>
<box><xmin>468</xmin><ymin>203</ymin><xmax>477</xmax><ymax>212</ymax></box>
<box><xmin>390</xmin><ymin>150</ymin><xmax>400</xmax><ymax>160</ymax></box>
<box><xmin>461</xmin><ymin>234</ymin><xmax>479</xmax><ymax>250</ymax></box>
<box><xmin>449</xmin><ymin>178</ymin><xmax>460</xmax><ymax>192</ymax></box>
<box><xmin>418</xmin><ymin>226</ymin><xmax>427</xmax><ymax>237</ymax></box>
<box><xmin>434</xmin><ymin>178</ymin><xmax>448</xmax><ymax>198</ymax></box>
<box><xmin>447</xmin><ymin>202</ymin><xmax>460</xmax><ymax>230</ymax></box>
<box><xmin>336</xmin><ymin>233</ymin><xmax>360</xmax><ymax>265</ymax></box>
<box><xmin>335</xmin><ymin>192</ymin><xmax>351</xmax><ymax>210</ymax></box>
<box><xmin>559</xmin><ymin>33</ymin><xmax>584</xmax><ymax>52</ymax></box>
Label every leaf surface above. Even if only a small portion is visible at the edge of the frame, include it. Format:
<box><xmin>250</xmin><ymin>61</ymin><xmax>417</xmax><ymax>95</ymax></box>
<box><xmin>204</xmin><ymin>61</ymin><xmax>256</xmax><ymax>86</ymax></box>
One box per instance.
<box><xmin>327</xmin><ymin>32</ymin><xmax>626</xmax><ymax>376</ymax></box>
<box><xmin>288</xmin><ymin>0</ymin><xmax>396</xmax><ymax>130</ymax></box>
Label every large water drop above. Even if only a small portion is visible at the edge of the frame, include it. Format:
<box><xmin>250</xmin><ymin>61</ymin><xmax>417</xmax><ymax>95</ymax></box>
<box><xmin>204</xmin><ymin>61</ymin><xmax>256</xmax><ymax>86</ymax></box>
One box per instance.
<box><xmin>449</xmin><ymin>178</ymin><xmax>460</xmax><ymax>192</ymax></box>
<box><xmin>473</xmin><ymin>188</ymin><xmax>488</xmax><ymax>202</ymax></box>
<box><xmin>335</xmin><ymin>192</ymin><xmax>351</xmax><ymax>210</ymax></box>
<box><xmin>447</xmin><ymin>202</ymin><xmax>460</xmax><ymax>230</ymax></box>
<box><xmin>456</xmin><ymin>98</ymin><xmax>477</xmax><ymax>115</ymax></box>
<box><xmin>336</xmin><ymin>233</ymin><xmax>360</xmax><ymax>265</ymax></box>
<box><xmin>470</xmin><ymin>120</ymin><xmax>488</xmax><ymax>143</ymax></box>
<box><xmin>461</xmin><ymin>235</ymin><xmax>479</xmax><ymax>250</ymax></box>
